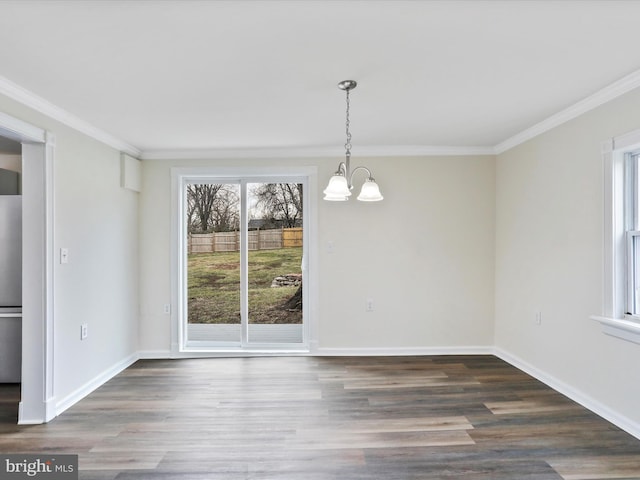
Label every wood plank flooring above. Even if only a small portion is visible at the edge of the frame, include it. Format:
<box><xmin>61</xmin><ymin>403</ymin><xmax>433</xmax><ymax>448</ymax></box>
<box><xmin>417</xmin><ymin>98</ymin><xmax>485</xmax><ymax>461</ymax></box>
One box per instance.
<box><xmin>1</xmin><ymin>355</ymin><xmax>640</xmax><ymax>479</ymax></box>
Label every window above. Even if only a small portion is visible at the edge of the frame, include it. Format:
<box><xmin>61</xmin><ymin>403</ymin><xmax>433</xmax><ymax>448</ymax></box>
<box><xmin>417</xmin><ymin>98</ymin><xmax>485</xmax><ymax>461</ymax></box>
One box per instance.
<box><xmin>626</xmin><ymin>151</ymin><xmax>640</xmax><ymax>316</ymax></box>
<box><xmin>593</xmin><ymin>130</ymin><xmax>640</xmax><ymax>344</ymax></box>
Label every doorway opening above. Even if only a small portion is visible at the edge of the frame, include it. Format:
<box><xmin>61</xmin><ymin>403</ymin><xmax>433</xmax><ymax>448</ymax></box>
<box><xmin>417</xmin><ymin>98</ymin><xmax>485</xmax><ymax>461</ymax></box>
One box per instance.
<box><xmin>0</xmin><ymin>136</ymin><xmax>22</xmax><ymax>423</ymax></box>
<box><xmin>0</xmin><ymin>112</ymin><xmax>54</xmax><ymax>424</ymax></box>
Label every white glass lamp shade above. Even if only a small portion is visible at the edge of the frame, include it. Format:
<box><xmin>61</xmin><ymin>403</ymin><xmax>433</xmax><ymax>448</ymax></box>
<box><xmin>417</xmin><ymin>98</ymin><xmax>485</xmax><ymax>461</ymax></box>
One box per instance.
<box><xmin>357</xmin><ymin>178</ymin><xmax>384</xmax><ymax>201</ymax></box>
<box><xmin>323</xmin><ymin>174</ymin><xmax>351</xmax><ymax>201</ymax></box>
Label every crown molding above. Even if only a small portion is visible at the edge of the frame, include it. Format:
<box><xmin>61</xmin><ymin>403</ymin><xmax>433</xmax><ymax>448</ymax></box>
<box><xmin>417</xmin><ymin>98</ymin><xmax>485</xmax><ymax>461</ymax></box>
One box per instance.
<box><xmin>355</xmin><ymin>145</ymin><xmax>496</xmax><ymax>157</ymax></box>
<box><xmin>495</xmin><ymin>68</ymin><xmax>640</xmax><ymax>154</ymax></box>
<box><xmin>141</xmin><ymin>147</ymin><xmax>337</xmax><ymax>160</ymax></box>
<box><xmin>140</xmin><ymin>144</ymin><xmax>495</xmax><ymax>160</ymax></box>
<box><xmin>0</xmin><ymin>75</ymin><xmax>141</xmax><ymax>158</ymax></box>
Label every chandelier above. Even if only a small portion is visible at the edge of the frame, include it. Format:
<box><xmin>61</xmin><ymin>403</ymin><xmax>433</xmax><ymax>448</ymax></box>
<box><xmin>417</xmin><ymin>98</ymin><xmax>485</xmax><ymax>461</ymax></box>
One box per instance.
<box><xmin>323</xmin><ymin>80</ymin><xmax>383</xmax><ymax>202</ymax></box>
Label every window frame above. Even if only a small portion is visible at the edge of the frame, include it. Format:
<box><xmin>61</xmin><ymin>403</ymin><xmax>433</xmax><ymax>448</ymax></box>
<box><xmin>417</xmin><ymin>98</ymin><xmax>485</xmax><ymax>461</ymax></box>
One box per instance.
<box><xmin>170</xmin><ymin>166</ymin><xmax>319</xmax><ymax>356</ymax></box>
<box><xmin>626</xmin><ymin>230</ymin><xmax>640</xmax><ymax>317</ymax></box>
<box><xmin>624</xmin><ymin>151</ymin><xmax>640</xmax><ymax>317</ymax></box>
<box><xmin>592</xmin><ymin>129</ymin><xmax>640</xmax><ymax>344</ymax></box>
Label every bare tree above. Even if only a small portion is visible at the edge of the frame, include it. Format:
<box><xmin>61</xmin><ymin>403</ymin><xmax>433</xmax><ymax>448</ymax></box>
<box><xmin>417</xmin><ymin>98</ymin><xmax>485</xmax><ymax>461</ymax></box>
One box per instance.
<box><xmin>211</xmin><ymin>187</ymin><xmax>240</xmax><ymax>232</ymax></box>
<box><xmin>187</xmin><ymin>184</ymin><xmax>240</xmax><ymax>233</ymax></box>
<box><xmin>187</xmin><ymin>184</ymin><xmax>220</xmax><ymax>233</ymax></box>
<box><xmin>251</xmin><ymin>183</ymin><xmax>303</xmax><ymax>227</ymax></box>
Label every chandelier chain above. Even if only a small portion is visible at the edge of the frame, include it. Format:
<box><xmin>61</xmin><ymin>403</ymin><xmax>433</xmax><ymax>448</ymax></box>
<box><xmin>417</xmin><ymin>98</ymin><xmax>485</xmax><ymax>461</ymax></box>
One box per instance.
<box><xmin>344</xmin><ymin>89</ymin><xmax>352</xmax><ymax>156</ymax></box>
<box><xmin>324</xmin><ymin>79</ymin><xmax>382</xmax><ymax>201</ymax></box>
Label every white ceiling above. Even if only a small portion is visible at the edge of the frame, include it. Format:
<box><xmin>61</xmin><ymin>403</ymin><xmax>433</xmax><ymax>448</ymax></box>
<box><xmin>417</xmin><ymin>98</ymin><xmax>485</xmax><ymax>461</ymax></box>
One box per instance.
<box><xmin>1</xmin><ymin>0</ymin><xmax>640</xmax><ymax>157</ymax></box>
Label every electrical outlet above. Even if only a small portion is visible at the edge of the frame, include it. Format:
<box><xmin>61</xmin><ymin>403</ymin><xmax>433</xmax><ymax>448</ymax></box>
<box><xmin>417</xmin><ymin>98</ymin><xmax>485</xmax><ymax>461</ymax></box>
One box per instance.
<box><xmin>80</xmin><ymin>323</ymin><xmax>88</xmax><ymax>340</ymax></box>
<box><xmin>535</xmin><ymin>312</ymin><xmax>542</xmax><ymax>325</ymax></box>
<box><xmin>163</xmin><ymin>304</ymin><xmax>171</xmax><ymax>314</ymax></box>
<box><xmin>327</xmin><ymin>241</ymin><xmax>335</xmax><ymax>254</ymax></box>
<box><xmin>366</xmin><ymin>298</ymin><xmax>374</xmax><ymax>312</ymax></box>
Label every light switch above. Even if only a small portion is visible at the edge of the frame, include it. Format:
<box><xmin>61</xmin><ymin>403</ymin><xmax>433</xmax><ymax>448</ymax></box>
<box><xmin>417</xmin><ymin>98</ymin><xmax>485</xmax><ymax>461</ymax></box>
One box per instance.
<box><xmin>60</xmin><ymin>248</ymin><xmax>69</xmax><ymax>264</ymax></box>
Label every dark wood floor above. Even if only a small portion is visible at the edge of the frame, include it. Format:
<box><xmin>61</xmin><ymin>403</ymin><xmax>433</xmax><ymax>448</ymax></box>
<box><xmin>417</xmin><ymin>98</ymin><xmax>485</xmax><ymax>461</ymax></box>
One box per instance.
<box><xmin>2</xmin><ymin>355</ymin><xmax>640</xmax><ymax>479</ymax></box>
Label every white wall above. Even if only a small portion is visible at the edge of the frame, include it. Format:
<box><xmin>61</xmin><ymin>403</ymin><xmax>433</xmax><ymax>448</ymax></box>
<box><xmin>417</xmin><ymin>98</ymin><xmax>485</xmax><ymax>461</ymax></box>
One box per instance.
<box><xmin>495</xmin><ymin>87</ymin><xmax>640</xmax><ymax>428</ymax></box>
<box><xmin>0</xmin><ymin>94</ymin><xmax>139</xmax><ymax>411</ymax></box>
<box><xmin>53</xmin><ymin>130</ymin><xmax>139</xmax><ymax>401</ymax></box>
<box><xmin>138</xmin><ymin>155</ymin><xmax>496</xmax><ymax>354</ymax></box>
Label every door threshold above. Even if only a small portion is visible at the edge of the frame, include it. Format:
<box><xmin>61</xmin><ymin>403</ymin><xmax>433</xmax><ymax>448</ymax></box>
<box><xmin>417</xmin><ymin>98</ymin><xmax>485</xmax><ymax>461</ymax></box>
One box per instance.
<box><xmin>174</xmin><ymin>348</ymin><xmax>311</xmax><ymax>358</ymax></box>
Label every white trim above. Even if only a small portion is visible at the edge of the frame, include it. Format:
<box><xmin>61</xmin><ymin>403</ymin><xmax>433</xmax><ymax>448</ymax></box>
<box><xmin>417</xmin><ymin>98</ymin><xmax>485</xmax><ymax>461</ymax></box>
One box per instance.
<box><xmin>0</xmin><ymin>111</ymin><xmax>46</xmax><ymax>143</ymax></box>
<box><xmin>137</xmin><ymin>349</ymin><xmax>175</xmax><ymax>359</ymax></box>
<box><xmin>55</xmin><ymin>353</ymin><xmax>139</xmax><ymax>417</ymax></box>
<box><xmin>495</xmin><ymin>347</ymin><xmax>640</xmax><ymax>441</ymax></box>
<box><xmin>597</xmin><ymin>129</ymin><xmax>640</xmax><ymax>326</ymax></box>
<box><xmin>495</xmin><ymin>69</ymin><xmax>640</xmax><ymax>154</ymax></box>
<box><xmin>240</xmin><ymin>181</ymin><xmax>249</xmax><ymax>346</ymax></box>
<box><xmin>602</xmin><ymin>138</ymin><xmax>614</xmax><ymax>155</ymax></box>
<box><xmin>172</xmin><ymin>166</ymin><xmax>318</xmax><ymax>178</ymax></box>
<box><xmin>44</xmin><ymin>398</ymin><xmax>56</xmax><ymax>424</ymax></box>
<box><xmin>315</xmin><ymin>346</ymin><xmax>494</xmax><ymax>356</ymax></box>
<box><xmin>602</xmin><ymin>142</ymin><xmax>626</xmax><ymax>318</ymax></box>
<box><xmin>166</xmin><ymin>349</ymin><xmax>311</xmax><ymax>359</ymax></box>
<box><xmin>146</xmin><ymin>147</ymin><xmax>338</xmax><ymax>160</ymax></box>
<box><xmin>17</xmin><ymin>396</ymin><xmax>56</xmax><ymax>425</ymax></box>
<box><xmin>43</xmin><ymin>134</ymin><xmax>56</xmax><ymax>422</ymax></box>
<box><xmin>614</xmin><ymin>129</ymin><xmax>640</xmax><ymax>151</ymax></box>
<box><xmin>143</xmin><ymin>346</ymin><xmax>493</xmax><ymax>358</ymax></box>
<box><xmin>356</xmin><ymin>145</ymin><xmax>496</xmax><ymax>157</ymax></box>
<box><xmin>16</xmin><ymin>136</ymin><xmax>55</xmax><ymax>424</ymax></box>
<box><xmin>626</xmin><ymin>230</ymin><xmax>640</xmax><ymax>315</ymax></box>
<box><xmin>0</xmin><ymin>75</ymin><xmax>140</xmax><ymax>157</ymax></box>
<box><xmin>170</xmin><ymin>166</ymin><xmax>318</xmax><ymax>354</ymax></box>
<box><xmin>591</xmin><ymin>315</ymin><xmax>640</xmax><ymax>345</ymax></box>
<box><xmin>16</xmin><ymin>408</ymin><xmax>46</xmax><ymax>426</ymax></box>
<box><xmin>169</xmin><ymin>171</ymin><xmax>181</xmax><ymax>357</ymax></box>
<box><xmin>120</xmin><ymin>153</ymin><xmax>142</xmax><ymax>192</ymax></box>
<box><xmin>141</xmin><ymin>145</ymin><xmax>495</xmax><ymax>161</ymax></box>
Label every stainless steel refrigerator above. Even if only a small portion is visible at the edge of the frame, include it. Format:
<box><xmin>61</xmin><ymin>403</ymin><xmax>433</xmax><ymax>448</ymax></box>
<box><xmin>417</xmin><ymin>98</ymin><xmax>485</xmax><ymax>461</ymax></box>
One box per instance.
<box><xmin>0</xmin><ymin>195</ymin><xmax>22</xmax><ymax>382</ymax></box>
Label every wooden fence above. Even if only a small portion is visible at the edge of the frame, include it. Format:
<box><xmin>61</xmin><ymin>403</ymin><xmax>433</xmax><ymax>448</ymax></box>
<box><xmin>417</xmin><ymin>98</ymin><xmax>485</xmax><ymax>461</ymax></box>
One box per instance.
<box><xmin>283</xmin><ymin>227</ymin><xmax>303</xmax><ymax>247</ymax></box>
<box><xmin>189</xmin><ymin>227</ymin><xmax>302</xmax><ymax>253</ymax></box>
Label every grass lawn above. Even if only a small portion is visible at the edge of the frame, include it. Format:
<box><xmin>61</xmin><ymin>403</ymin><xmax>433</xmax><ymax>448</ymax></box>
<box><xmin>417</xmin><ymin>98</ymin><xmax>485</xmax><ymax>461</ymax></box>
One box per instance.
<box><xmin>188</xmin><ymin>246</ymin><xmax>302</xmax><ymax>324</ymax></box>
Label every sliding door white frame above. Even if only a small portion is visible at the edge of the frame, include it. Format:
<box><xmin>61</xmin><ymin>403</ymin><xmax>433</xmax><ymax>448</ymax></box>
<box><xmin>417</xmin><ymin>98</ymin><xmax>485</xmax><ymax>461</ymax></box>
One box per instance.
<box><xmin>170</xmin><ymin>166</ymin><xmax>317</xmax><ymax>356</ymax></box>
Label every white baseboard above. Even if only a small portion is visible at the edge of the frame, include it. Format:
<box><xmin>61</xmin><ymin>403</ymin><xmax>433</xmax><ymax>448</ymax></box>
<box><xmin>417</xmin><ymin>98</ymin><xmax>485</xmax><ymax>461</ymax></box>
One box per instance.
<box><xmin>54</xmin><ymin>352</ymin><xmax>139</xmax><ymax>417</ymax></box>
<box><xmin>137</xmin><ymin>349</ymin><xmax>172</xmax><ymax>359</ymax></box>
<box><xmin>138</xmin><ymin>346</ymin><xmax>495</xmax><ymax>358</ymax></box>
<box><xmin>494</xmin><ymin>347</ymin><xmax>640</xmax><ymax>441</ymax></box>
<box><xmin>17</xmin><ymin>397</ymin><xmax>57</xmax><ymax>425</ymax></box>
<box><xmin>44</xmin><ymin>397</ymin><xmax>56</xmax><ymax>423</ymax></box>
<box><xmin>315</xmin><ymin>346</ymin><xmax>494</xmax><ymax>356</ymax></box>
<box><xmin>17</xmin><ymin>403</ymin><xmax>43</xmax><ymax>425</ymax></box>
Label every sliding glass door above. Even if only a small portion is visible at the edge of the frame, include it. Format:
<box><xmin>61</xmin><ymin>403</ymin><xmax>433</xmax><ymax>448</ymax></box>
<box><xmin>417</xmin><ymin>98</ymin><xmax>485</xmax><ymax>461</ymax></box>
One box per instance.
<box><xmin>181</xmin><ymin>176</ymin><xmax>307</xmax><ymax>350</ymax></box>
<box><xmin>186</xmin><ymin>182</ymin><xmax>242</xmax><ymax>344</ymax></box>
<box><xmin>247</xmin><ymin>182</ymin><xmax>304</xmax><ymax>344</ymax></box>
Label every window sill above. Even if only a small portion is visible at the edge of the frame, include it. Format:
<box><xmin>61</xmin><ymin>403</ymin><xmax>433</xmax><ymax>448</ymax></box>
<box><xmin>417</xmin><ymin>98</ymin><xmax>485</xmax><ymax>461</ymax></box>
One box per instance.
<box><xmin>590</xmin><ymin>315</ymin><xmax>640</xmax><ymax>345</ymax></box>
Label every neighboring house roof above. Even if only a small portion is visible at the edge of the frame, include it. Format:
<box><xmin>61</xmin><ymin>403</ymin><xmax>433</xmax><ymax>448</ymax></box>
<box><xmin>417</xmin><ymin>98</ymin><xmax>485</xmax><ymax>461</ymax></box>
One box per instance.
<box><xmin>248</xmin><ymin>218</ymin><xmax>302</xmax><ymax>230</ymax></box>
